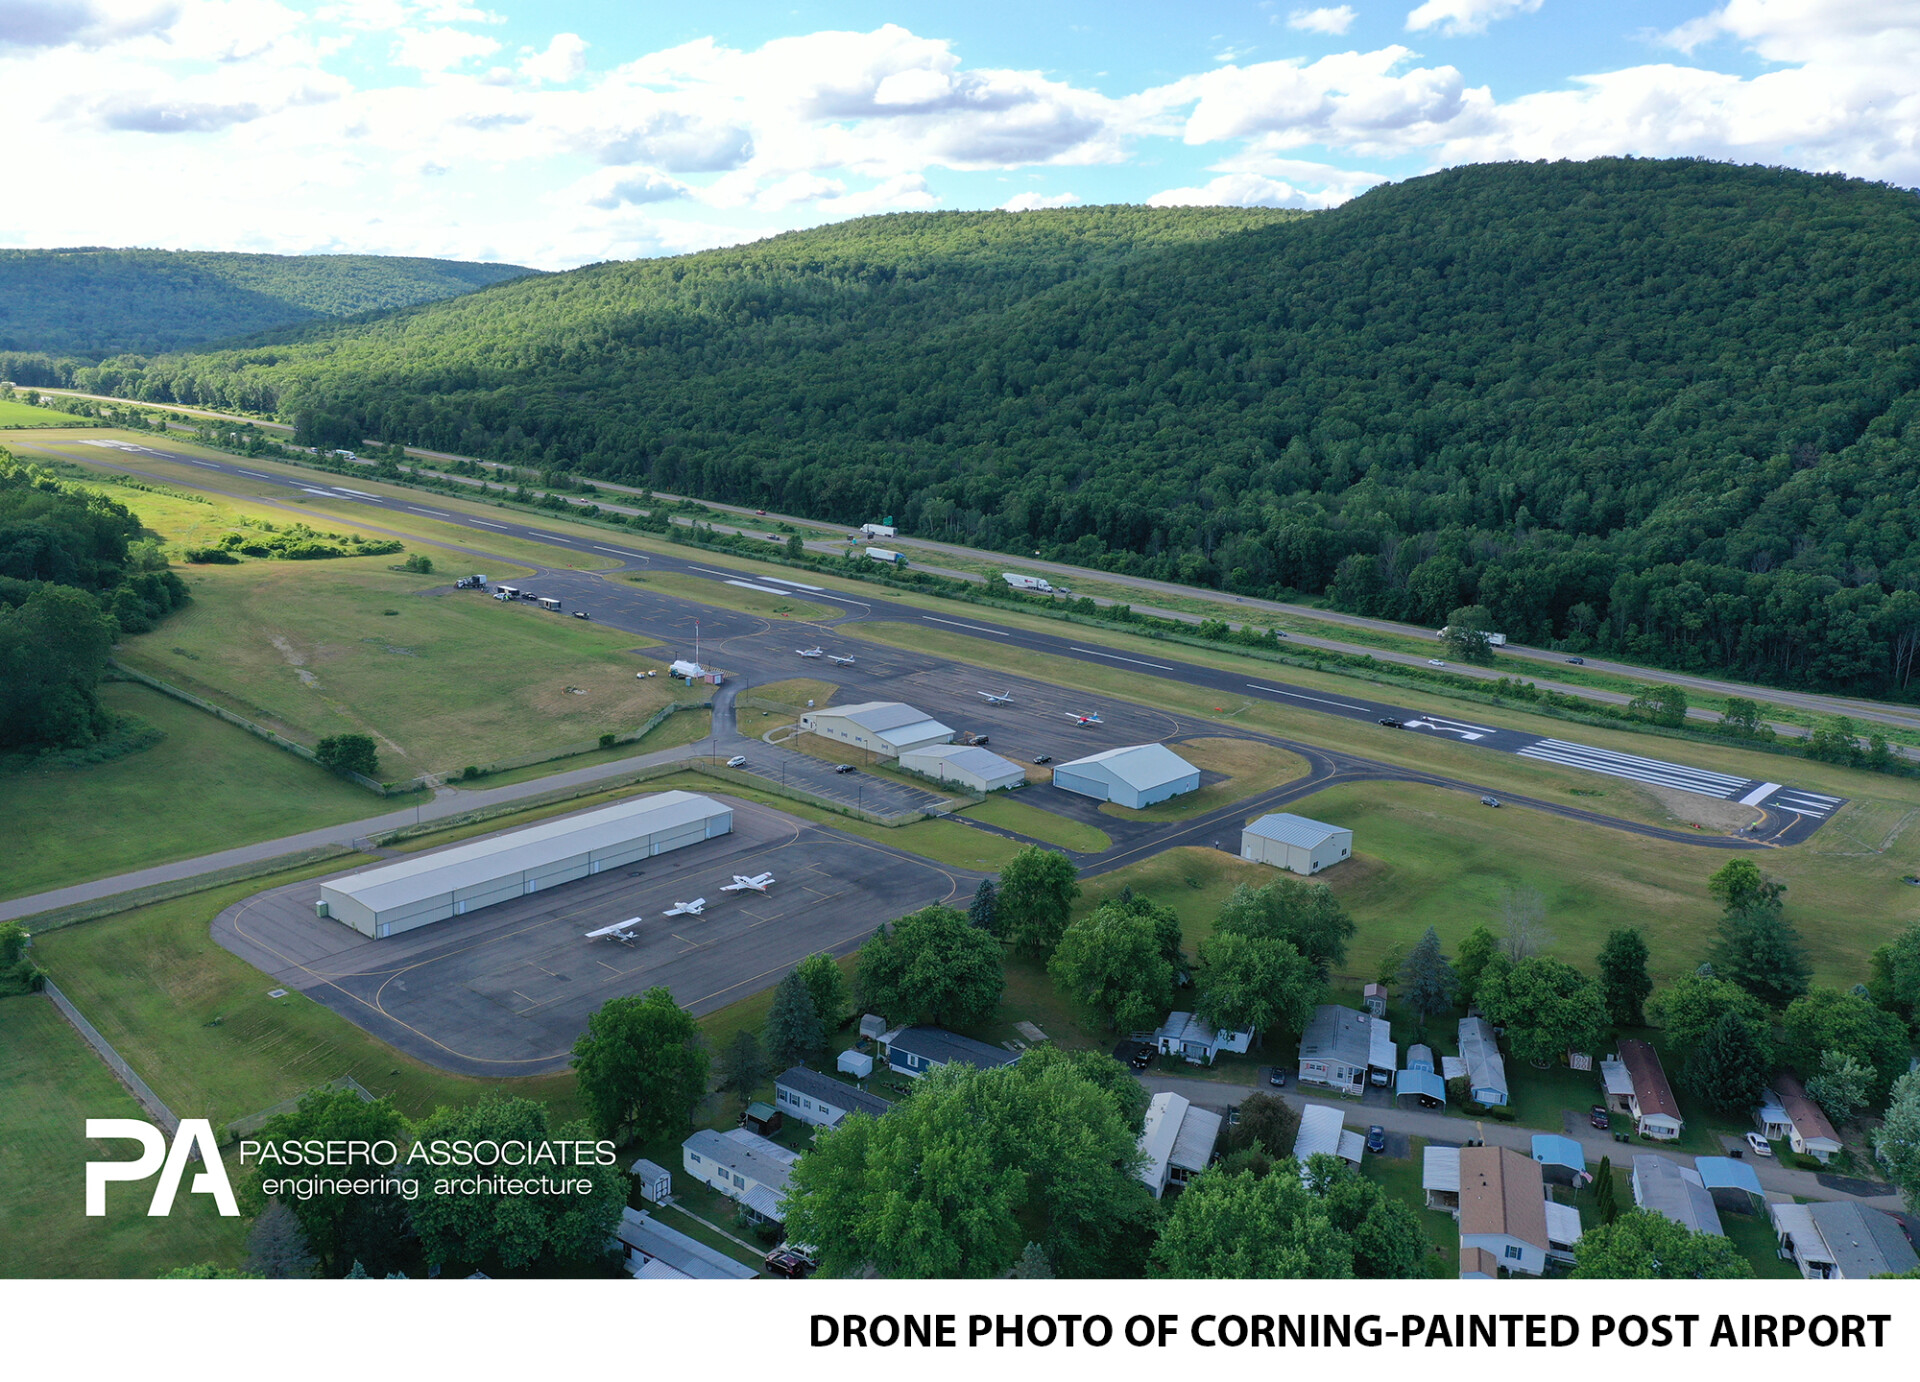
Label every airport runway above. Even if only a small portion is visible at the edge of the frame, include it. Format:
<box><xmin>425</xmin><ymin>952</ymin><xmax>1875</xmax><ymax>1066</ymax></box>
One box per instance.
<box><xmin>49</xmin><ymin>435</ymin><xmax>1842</xmax><ymax>847</ymax></box>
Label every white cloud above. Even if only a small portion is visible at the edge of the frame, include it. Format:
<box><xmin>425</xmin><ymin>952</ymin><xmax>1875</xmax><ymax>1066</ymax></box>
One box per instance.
<box><xmin>518</xmin><ymin>30</ymin><xmax>584</xmax><ymax>84</ymax></box>
<box><xmin>1001</xmin><ymin>190</ymin><xmax>1080</xmax><ymax>210</ymax></box>
<box><xmin>1405</xmin><ymin>0</ymin><xmax>1543</xmax><ymax>37</ymax></box>
<box><xmin>391</xmin><ymin>24</ymin><xmax>497</xmax><ymax>72</ymax></box>
<box><xmin>0</xmin><ymin>1</ymin><xmax>179</xmax><ymax>49</ymax></box>
<box><xmin>1288</xmin><ymin>6</ymin><xmax>1357</xmax><ymax>35</ymax></box>
<box><xmin>573</xmin><ymin>166</ymin><xmax>688</xmax><ymax>209</ymax></box>
<box><xmin>1162</xmin><ymin>48</ymin><xmax>1471</xmax><ymax>153</ymax></box>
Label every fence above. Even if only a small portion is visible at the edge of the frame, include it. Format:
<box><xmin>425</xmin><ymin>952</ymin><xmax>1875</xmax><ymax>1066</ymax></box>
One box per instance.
<box><xmin>225</xmin><ymin>1075</ymin><xmax>374</xmax><ymax>1142</ymax></box>
<box><xmin>110</xmin><ymin>661</ymin><xmax>400</xmax><ymax>795</ymax></box>
<box><xmin>43</xmin><ymin>980</ymin><xmax>177</xmax><ymax>1134</ymax></box>
<box><xmin>685</xmin><ymin>761</ymin><xmax>933</xmax><ymax>827</ymax></box>
<box><xmin>453</xmin><ymin>700</ymin><xmax>705</xmax><ymax>781</ymax></box>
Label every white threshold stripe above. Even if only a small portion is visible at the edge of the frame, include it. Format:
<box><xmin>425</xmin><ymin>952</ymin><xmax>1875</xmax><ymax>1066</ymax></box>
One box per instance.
<box><xmin>1070</xmin><ymin>646</ymin><xmax>1175</xmax><ymax>670</ymax></box>
<box><xmin>593</xmin><ymin>546</ymin><xmax>626</xmax><ymax>554</ymax></box>
<box><xmin>1516</xmin><ymin>746</ymin><xmax>1741</xmax><ymax>797</ymax></box>
<box><xmin>1248</xmin><ymin>683</ymin><xmax>1374</xmax><ymax>714</ymax></box>
<box><xmin>924</xmin><ymin>616</ymin><xmax>1008</xmax><ymax>636</ymax></box>
<box><xmin>726</xmin><ymin>580</ymin><xmax>788</xmax><ymax>595</ymax></box>
<box><xmin>472</xmin><ymin>520</ymin><xmax>509</xmax><ymax>529</ymax></box>
<box><xmin>1739</xmin><ymin>783</ymin><xmax>1782</xmax><ymax>806</ymax></box>
<box><xmin>1527</xmin><ymin>739</ymin><xmax>1749</xmax><ymax>788</ymax></box>
<box><xmin>1520</xmin><ymin>747</ymin><xmax>1742</xmax><ymax>792</ymax></box>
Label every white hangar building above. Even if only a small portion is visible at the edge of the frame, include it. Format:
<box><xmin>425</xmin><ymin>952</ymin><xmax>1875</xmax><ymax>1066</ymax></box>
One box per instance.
<box><xmin>317</xmin><ymin>791</ymin><xmax>732</xmax><ymax>938</ymax></box>
<box><xmin>798</xmin><ymin>701</ymin><xmax>953</xmax><ymax>758</ymax></box>
<box><xmin>897</xmin><ymin>743</ymin><xmax>1025</xmax><ymax>793</ymax></box>
<box><xmin>1052</xmin><ymin>742</ymin><xmax>1199</xmax><ymax>809</ymax></box>
<box><xmin>1240</xmin><ymin>813</ymin><xmax>1353</xmax><ymax>875</ymax></box>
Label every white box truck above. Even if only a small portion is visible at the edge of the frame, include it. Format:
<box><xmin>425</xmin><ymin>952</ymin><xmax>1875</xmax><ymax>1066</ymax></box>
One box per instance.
<box><xmin>1002</xmin><ymin>572</ymin><xmax>1054</xmax><ymax>593</ymax></box>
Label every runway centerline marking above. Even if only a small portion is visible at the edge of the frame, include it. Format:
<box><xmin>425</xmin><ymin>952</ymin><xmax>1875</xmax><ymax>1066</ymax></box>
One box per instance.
<box><xmin>1069</xmin><ymin>646</ymin><xmax>1175</xmax><ymax>670</ymax></box>
<box><xmin>924</xmin><ymin>616</ymin><xmax>1008</xmax><ymax>636</ymax></box>
<box><xmin>1246</xmin><ymin>683</ymin><xmax>1374</xmax><ymax>713</ymax></box>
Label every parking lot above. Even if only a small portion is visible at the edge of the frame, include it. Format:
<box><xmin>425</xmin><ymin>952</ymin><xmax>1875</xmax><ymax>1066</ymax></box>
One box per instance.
<box><xmin>213</xmin><ymin>793</ymin><xmax>975</xmax><ymax>1075</ymax></box>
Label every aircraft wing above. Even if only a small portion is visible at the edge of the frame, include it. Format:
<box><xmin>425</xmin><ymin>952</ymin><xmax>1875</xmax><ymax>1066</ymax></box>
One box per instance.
<box><xmin>585</xmin><ymin>917</ymin><xmax>643</xmax><ymax>939</ymax></box>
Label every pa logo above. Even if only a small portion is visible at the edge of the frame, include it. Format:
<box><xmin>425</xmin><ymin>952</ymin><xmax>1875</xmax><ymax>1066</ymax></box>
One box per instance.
<box><xmin>85</xmin><ymin>1119</ymin><xmax>239</xmax><ymax>1217</ymax></box>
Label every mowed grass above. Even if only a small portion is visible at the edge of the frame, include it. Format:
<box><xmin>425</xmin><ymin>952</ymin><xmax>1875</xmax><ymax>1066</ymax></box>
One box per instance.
<box><xmin>0</xmin><ymin>399</ymin><xmax>93</xmax><ymax>427</ymax></box>
<box><xmin>959</xmin><ymin>795</ymin><xmax>1111</xmax><ymax>853</ymax></box>
<box><xmin>622</xmin><ymin>570</ymin><xmax>841</xmax><ymax>621</ymax></box>
<box><xmin>749</xmin><ymin>677</ymin><xmax>840</xmax><ymax>709</ymax></box>
<box><xmin>1098</xmin><ymin>736</ymin><xmax>1308</xmax><ymax>822</ymax></box>
<box><xmin>5</xmin><ymin>682</ymin><xmax>378</xmax><ymax>902</ymax></box>
<box><xmin>0</xmin><ymin>996</ymin><xmax>251</xmax><ymax>1278</ymax></box>
<box><xmin>119</xmin><ymin>556</ymin><xmax>705</xmax><ymax>778</ymax></box>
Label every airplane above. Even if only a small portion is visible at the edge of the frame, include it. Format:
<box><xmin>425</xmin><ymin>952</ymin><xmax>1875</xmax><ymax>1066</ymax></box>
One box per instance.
<box><xmin>1064</xmin><ymin>711</ymin><xmax>1104</xmax><ymax>725</ymax></box>
<box><xmin>663</xmin><ymin>898</ymin><xmax>707</xmax><ymax>917</ymax></box>
<box><xmin>796</xmin><ymin>647</ymin><xmax>823</xmax><ymax>658</ymax></box>
<box><xmin>585</xmin><ymin>917</ymin><xmax>644</xmax><ymax>944</ymax></box>
<box><xmin>978</xmin><ymin>690</ymin><xmax>1014</xmax><ymax>705</ymax></box>
<box><xmin>720</xmin><ymin>872</ymin><xmax>776</xmax><ymax>893</ymax></box>
<box><xmin>829</xmin><ymin>654</ymin><xmax>855</xmax><ymax>665</ymax></box>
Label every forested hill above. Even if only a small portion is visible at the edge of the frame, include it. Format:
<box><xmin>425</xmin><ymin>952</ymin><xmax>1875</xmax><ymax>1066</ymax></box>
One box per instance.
<box><xmin>0</xmin><ymin>249</ymin><xmax>535</xmax><ymax>356</ymax></box>
<box><xmin>42</xmin><ymin>161</ymin><xmax>1920</xmax><ymax>696</ymax></box>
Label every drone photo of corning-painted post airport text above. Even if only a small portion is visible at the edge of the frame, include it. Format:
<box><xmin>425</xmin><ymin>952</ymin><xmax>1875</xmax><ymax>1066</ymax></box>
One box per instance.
<box><xmin>3</xmin><ymin>0</ymin><xmax>1920</xmax><ymax>1295</ymax></box>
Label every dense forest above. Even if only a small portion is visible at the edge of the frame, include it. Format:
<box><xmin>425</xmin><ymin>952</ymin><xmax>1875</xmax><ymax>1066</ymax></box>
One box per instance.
<box><xmin>0</xmin><ymin>248</ymin><xmax>533</xmax><ymax>357</ymax></box>
<box><xmin>28</xmin><ymin>160</ymin><xmax>1920</xmax><ymax>696</ymax></box>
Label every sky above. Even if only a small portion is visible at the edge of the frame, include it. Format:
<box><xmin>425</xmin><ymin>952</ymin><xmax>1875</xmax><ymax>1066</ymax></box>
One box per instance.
<box><xmin>2</xmin><ymin>0</ymin><xmax>1917</xmax><ymax>269</ymax></box>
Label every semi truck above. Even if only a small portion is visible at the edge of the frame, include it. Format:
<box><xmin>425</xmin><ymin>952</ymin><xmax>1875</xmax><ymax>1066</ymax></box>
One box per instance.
<box><xmin>1002</xmin><ymin>572</ymin><xmax>1054</xmax><ymax>593</ymax></box>
<box><xmin>1437</xmin><ymin>626</ymin><xmax>1507</xmax><ymax>646</ymax></box>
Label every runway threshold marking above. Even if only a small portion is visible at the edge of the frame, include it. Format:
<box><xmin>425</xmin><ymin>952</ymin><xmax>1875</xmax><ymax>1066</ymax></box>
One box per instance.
<box><xmin>1070</xmin><ymin>645</ymin><xmax>1175</xmax><ymax>670</ymax></box>
<box><xmin>923</xmin><ymin>616</ymin><xmax>1008</xmax><ymax>636</ymax></box>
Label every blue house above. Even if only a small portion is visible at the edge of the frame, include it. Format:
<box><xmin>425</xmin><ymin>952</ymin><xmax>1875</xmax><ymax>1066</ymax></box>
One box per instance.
<box><xmin>882</xmin><ymin>1025</ymin><xmax>1019</xmax><ymax>1079</ymax></box>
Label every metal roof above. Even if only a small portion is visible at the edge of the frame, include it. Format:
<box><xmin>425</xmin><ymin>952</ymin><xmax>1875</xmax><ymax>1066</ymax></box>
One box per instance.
<box><xmin>887</xmin><ymin>1025</ymin><xmax>1019</xmax><ymax>1070</ymax></box>
<box><xmin>1544</xmin><ymin>1200</ymin><xmax>1584</xmax><ymax>1249</ymax></box>
<box><xmin>1423</xmin><ymin>1144</ymin><xmax>1461</xmax><ymax>1193</ymax></box>
<box><xmin>323</xmin><ymin>791</ymin><xmax>727</xmax><ymax>913</ymax></box>
<box><xmin>1171</xmin><ymin>1103</ymin><xmax>1223</xmax><ymax>1173</ymax></box>
<box><xmin>1407</xmin><ymin>1044</ymin><xmax>1435</xmax><ymax>1071</ymax></box>
<box><xmin>1138</xmin><ymin>1092</ymin><xmax>1186</xmax><ymax>1189</ymax></box>
<box><xmin>816</xmin><ymin>701</ymin><xmax>953</xmax><ymax>745</ymax></box>
<box><xmin>1243</xmin><ymin>813</ymin><xmax>1348</xmax><ymax>848</ymax></box>
<box><xmin>776</xmin><ymin>1065</ymin><xmax>891</xmax><ymax>1119</ymax></box>
<box><xmin>1458</xmin><ymin>1016</ymin><xmax>1508</xmax><ymax>1099</ymax></box>
<box><xmin>1531</xmin><ymin>1134</ymin><xmax>1587</xmax><ymax>1171</ymax></box>
<box><xmin>1806</xmin><ymin>1201</ymin><xmax>1919</xmax><ymax>1279</ymax></box>
<box><xmin>628</xmin><ymin>1157</ymin><xmax>671</xmax><ymax>1184</ymax></box>
<box><xmin>1693</xmin><ymin>1156</ymin><xmax>1764</xmax><ymax>1199</ymax></box>
<box><xmin>1632</xmin><ymin>1154</ymin><xmax>1722</xmax><ymax>1236</ymax></box>
<box><xmin>1396</xmin><ymin>1068</ymin><xmax>1446</xmax><ymax>1101</ymax></box>
<box><xmin>1292</xmin><ymin>1103</ymin><xmax>1346</xmax><ymax>1161</ymax></box>
<box><xmin>1600</xmin><ymin>1059</ymin><xmax>1635</xmax><ymax>1097</ymax></box>
<box><xmin>684</xmin><ymin>1128</ymin><xmax>795</xmax><ymax>1204</ymax></box>
<box><xmin>898</xmin><ymin>744</ymin><xmax>1024</xmax><ymax>779</ymax></box>
<box><xmin>1369</xmin><ymin>1026</ymin><xmax>1397</xmax><ymax>1071</ymax></box>
<box><xmin>1056</xmin><ymin>741</ymin><xmax>1197</xmax><ymax>791</ymax></box>
<box><xmin>616</xmin><ymin>1208</ymin><xmax>755</xmax><ymax>1280</ymax></box>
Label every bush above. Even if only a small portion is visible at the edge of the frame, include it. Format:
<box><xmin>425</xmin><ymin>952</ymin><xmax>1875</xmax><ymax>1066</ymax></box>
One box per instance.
<box><xmin>314</xmin><ymin>733</ymin><xmax>380</xmax><ymax>779</ymax></box>
<box><xmin>400</xmin><ymin>552</ymin><xmax>433</xmax><ymax>574</ymax></box>
<box><xmin>598</xmin><ymin>733</ymin><xmax>617</xmax><ymax>749</ymax></box>
<box><xmin>182</xmin><ymin>546</ymin><xmax>239</xmax><ymax>564</ymax></box>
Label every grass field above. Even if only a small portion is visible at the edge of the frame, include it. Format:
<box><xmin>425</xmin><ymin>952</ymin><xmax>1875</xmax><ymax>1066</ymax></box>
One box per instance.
<box><xmin>5</xmin><ymin>682</ymin><xmax>379</xmax><ymax>903</ymax></box>
<box><xmin>622</xmin><ymin>570</ymin><xmax>841</xmax><ymax>622</ymax></box>
<box><xmin>0</xmin><ymin>399</ymin><xmax>94</xmax><ymax>428</ymax></box>
<box><xmin>958</xmin><ymin>795</ymin><xmax>1111</xmax><ymax>852</ymax></box>
<box><xmin>118</xmin><ymin>556</ymin><xmax>706</xmax><ymax>778</ymax></box>
<box><xmin>1099</xmin><ymin>736</ymin><xmax>1309</xmax><ymax>823</ymax></box>
<box><xmin>745</xmin><ymin>677</ymin><xmax>839</xmax><ymax>710</ymax></box>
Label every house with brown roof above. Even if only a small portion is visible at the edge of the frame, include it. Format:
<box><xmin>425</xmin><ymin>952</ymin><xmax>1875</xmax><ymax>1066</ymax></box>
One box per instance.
<box><xmin>1616</xmin><ymin>1040</ymin><xmax>1683</xmax><ymax>1141</ymax></box>
<box><xmin>1771</xmin><ymin>1073</ymin><xmax>1842</xmax><ymax>1163</ymax></box>
<box><xmin>1457</xmin><ymin>1146</ymin><xmax>1550</xmax><ymax>1278</ymax></box>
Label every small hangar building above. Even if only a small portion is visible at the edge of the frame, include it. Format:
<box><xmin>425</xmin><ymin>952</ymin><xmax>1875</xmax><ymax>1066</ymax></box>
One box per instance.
<box><xmin>798</xmin><ymin>701</ymin><xmax>953</xmax><ymax>758</ymax></box>
<box><xmin>318</xmin><ymin>791</ymin><xmax>732</xmax><ymax>938</ymax></box>
<box><xmin>897</xmin><ymin>743</ymin><xmax>1025</xmax><ymax>793</ymax></box>
<box><xmin>1052</xmin><ymin>742</ymin><xmax>1199</xmax><ymax>809</ymax></box>
<box><xmin>1240</xmin><ymin>813</ymin><xmax>1352</xmax><ymax>875</ymax></box>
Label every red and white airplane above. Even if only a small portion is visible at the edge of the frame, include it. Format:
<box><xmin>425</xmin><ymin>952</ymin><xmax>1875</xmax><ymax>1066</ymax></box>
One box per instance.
<box><xmin>1063</xmin><ymin>710</ymin><xmax>1103</xmax><ymax>725</ymax></box>
<box><xmin>720</xmin><ymin>873</ymin><xmax>776</xmax><ymax>893</ymax></box>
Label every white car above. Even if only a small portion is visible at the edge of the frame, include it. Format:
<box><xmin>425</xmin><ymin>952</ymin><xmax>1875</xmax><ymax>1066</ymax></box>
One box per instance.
<box><xmin>726</xmin><ymin>755</ymin><xmax>747</xmax><ymax>768</ymax></box>
<box><xmin>1745</xmin><ymin>1132</ymin><xmax>1773</xmax><ymax>1157</ymax></box>
<box><xmin>1427</xmin><ymin>658</ymin><xmax>1446</xmax><ymax>667</ymax></box>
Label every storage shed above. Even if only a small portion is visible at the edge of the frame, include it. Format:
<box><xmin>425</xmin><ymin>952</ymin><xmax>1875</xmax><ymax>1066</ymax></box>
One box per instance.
<box><xmin>798</xmin><ymin>701</ymin><xmax>953</xmax><ymax>757</ymax></box>
<box><xmin>1240</xmin><ymin>813</ymin><xmax>1353</xmax><ymax>875</ymax></box>
<box><xmin>628</xmin><ymin>1158</ymin><xmax>672</xmax><ymax>1205</ymax></box>
<box><xmin>897</xmin><ymin>743</ymin><xmax>1026</xmax><ymax>792</ymax></box>
<box><xmin>1052</xmin><ymin>743</ymin><xmax>1199</xmax><ymax>809</ymax></box>
<box><xmin>836</xmin><ymin>1049</ymin><xmax>874</xmax><ymax>1079</ymax></box>
<box><xmin>317</xmin><ymin>791</ymin><xmax>732</xmax><ymax>938</ymax></box>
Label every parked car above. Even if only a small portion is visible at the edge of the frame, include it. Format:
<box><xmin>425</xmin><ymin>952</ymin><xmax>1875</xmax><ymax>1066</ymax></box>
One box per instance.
<box><xmin>573</xmin><ymin>611</ymin><xmax>590</xmax><ymax>619</ymax></box>
<box><xmin>725</xmin><ymin>755</ymin><xmax>747</xmax><ymax>768</ymax></box>
<box><xmin>1268</xmin><ymin>1069</ymin><xmax>1288</xmax><ymax>1088</ymax></box>
<box><xmin>834</xmin><ymin>763</ymin><xmax>857</xmax><ymax>774</ymax></box>
<box><xmin>1377</xmin><ymin>718</ymin><xmax>1402</xmax><ymax>728</ymax></box>
<box><xmin>1130</xmin><ymin>1046</ymin><xmax>1153</xmax><ymax>1071</ymax></box>
<box><xmin>754</xmin><ymin>509</ymin><xmax>767</xmax><ymax>516</ymax></box>
<box><xmin>764</xmin><ymin>1248</ymin><xmax>815</xmax><ymax>1278</ymax></box>
<box><xmin>1366</xmin><ymin>1125</ymin><xmax>1386</xmax><ymax>1154</ymax></box>
<box><xmin>1033</xmin><ymin>754</ymin><xmax>1052</xmax><ymax>764</ymax></box>
<box><xmin>1745</xmin><ymin>1131</ymin><xmax>1774</xmax><ymax>1157</ymax></box>
<box><xmin>1567</xmin><ymin>656</ymin><xmax>1585</xmax><ymax>664</ymax></box>
<box><xmin>1427</xmin><ymin>658</ymin><xmax>1446</xmax><ymax>667</ymax></box>
<box><xmin>1480</xmin><ymin>796</ymin><xmax>1501</xmax><ymax>807</ymax></box>
<box><xmin>1590</xmin><ymin>1105</ymin><xmax>1611</xmax><ymax>1130</ymax></box>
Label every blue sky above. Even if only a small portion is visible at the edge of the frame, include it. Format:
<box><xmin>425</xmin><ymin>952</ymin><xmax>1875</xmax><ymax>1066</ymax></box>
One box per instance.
<box><xmin>2</xmin><ymin>1</ymin><xmax>1914</xmax><ymax>267</ymax></box>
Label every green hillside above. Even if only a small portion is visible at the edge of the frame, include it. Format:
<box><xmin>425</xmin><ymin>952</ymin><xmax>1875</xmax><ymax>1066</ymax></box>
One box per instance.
<box><xmin>0</xmin><ymin>248</ymin><xmax>535</xmax><ymax>356</ymax></box>
<box><xmin>36</xmin><ymin>160</ymin><xmax>1920</xmax><ymax>697</ymax></box>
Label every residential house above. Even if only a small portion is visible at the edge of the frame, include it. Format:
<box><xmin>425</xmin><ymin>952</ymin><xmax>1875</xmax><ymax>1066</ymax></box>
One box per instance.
<box><xmin>1136</xmin><ymin>1091</ymin><xmax>1223</xmax><ymax>1199</ymax></box>
<box><xmin>615</xmin><ymin>1208</ymin><xmax>756</xmax><ymax>1280</ymax></box>
<box><xmin>1153</xmin><ymin>1011</ymin><xmax>1253</xmax><ymax>1066</ymax></box>
<box><xmin>1458</xmin><ymin>1146</ymin><xmax>1551</xmax><ymax>1278</ymax></box>
<box><xmin>1753</xmin><ymin>1088</ymin><xmax>1795</xmax><ymax>1142</ymax></box>
<box><xmin>681</xmin><ymin>1127</ymin><xmax>798</xmax><ymax>1225</ymax></box>
<box><xmin>774</xmin><ymin>1066</ymin><xmax>891</xmax><ymax>1129</ymax></box>
<box><xmin>1630</xmin><ymin>1153</ymin><xmax>1722</xmax><ymax>1236</ymax></box>
<box><xmin>881</xmin><ymin>1025</ymin><xmax>1020</xmax><ymax>1079</ymax></box>
<box><xmin>1299</xmin><ymin>1005</ymin><xmax>1390</xmax><ymax>1093</ymax></box>
<box><xmin>1458</xmin><ymin>1016</ymin><xmax>1509</xmax><ymax>1107</ymax></box>
<box><xmin>1617</xmin><ymin>1040</ymin><xmax>1684</xmax><ymax>1140</ymax></box>
<box><xmin>1772</xmin><ymin>1074</ymin><xmax>1843</xmax><ymax>1163</ymax></box>
<box><xmin>1770</xmin><ymin>1201</ymin><xmax>1920</xmax><ymax>1280</ymax></box>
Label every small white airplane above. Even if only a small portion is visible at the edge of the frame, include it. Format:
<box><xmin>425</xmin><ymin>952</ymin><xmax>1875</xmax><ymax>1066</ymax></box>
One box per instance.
<box><xmin>978</xmin><ymin>690</ymin><xmax>1014</xmax><ymax>705</ymax></box>
<box><xmin>585</xmin><ymin>917</ymin><xmax>644</xmax><ymax>944</ymax></box>
<box><xmin>829</xmin><ymin>654</ymin><xmax>855</xmax><ymax>665</ymax></box>
<box><xmin>720</xmin><ymin>872</ymin><xmax>776</xmax><ymax>893</ymax></box>
<box><xmin>663</xmin><ymin>898</ymin><xmax>707</xmax><ymax>917</ymax></box>
<box><xmin>796</xmin><ymin>647</ymin><xmax>823</xmax><ymax>658</ymax></box>
<box><xmin>1064</xmin><ymin>710</ymin><xmax>1103</xmax><ymax>725</ymax></box>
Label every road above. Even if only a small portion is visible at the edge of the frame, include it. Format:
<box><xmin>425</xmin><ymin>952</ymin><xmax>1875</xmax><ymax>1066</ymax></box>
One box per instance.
<box><xmin>1141</xmin><ymin>1072</ymin><xmax>1910</xmax><ymax>1215</ymax></box>
<box><xmin>33</xmin><ymin>385</ymin><xmax>1920</xmax><ymax>735</ymax></box>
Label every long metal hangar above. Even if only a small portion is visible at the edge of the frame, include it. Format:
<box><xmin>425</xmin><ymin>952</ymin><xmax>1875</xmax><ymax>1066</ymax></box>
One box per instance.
<box><xmin>318</xmin><ymin>791</ymin><xmax>732</xmax><ymax>938</ymax></box>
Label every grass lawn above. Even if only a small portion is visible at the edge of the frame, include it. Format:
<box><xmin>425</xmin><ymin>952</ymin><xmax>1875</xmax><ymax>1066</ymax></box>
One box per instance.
<box><xmin>959</xmin><ymin>795</ymin><xmax>1111</xmax><ymax>852</ymax></box>
<box><xmin>1362</xmin><ymin>1136</ymin><xmax>1458</xmax><ymax>1276</ymax></box>
<box><xmin>453</xmin><ymin>706</ymin><xmax>713</xmax><ymax>789</ymax></box>
<box><xmin>5</xmin><ymin>681</ymin><xmax>379</xmax><ymax>902</ymax></box>
<box><xmin>747</xmin><ymin>677</ymin><xmax>840</xmax><ymax>711</ymax></box>
<box><xmin>1075</xmin><ymin>846</ymin><xmax>1275</xmax><ymax>951</ymax></box>
<box><xmin>622</xmin><ymin>571</ymin><xmax>841</xmax><ymax>622</ymax></box>
<box><xmin>1720</xmin><ymin>1208</ymin><xmax>1800</xmax><ymax>1278</ymax></box>
<box><xmin>118</xmin><ymin>554</ymin><xmax>707</xmax><ymax>779</ymax></box>
<box><xmin>0</xmin><ymin>399</ymin><xmax>94</xmax><ymax>427</ymax></box>
<box><xmin>1098</xmin><ymin>736</ymin><xmax>1308</xmax><ymax>823</ymax></box>
<box><xmin>0</xmin><ymin>994</ymin><xmax>251</xmax><ymax>1278</ymax></box>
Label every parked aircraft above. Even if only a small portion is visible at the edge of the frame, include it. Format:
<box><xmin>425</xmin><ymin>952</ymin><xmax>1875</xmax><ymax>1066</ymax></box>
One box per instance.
<box><xmin>584</xmin><ymin>917</ymin><xmax>643</xmax><ymax>944</ymax></box>
<box><xmin>796</xmin><ymin>647</ymin><xmax>823</xmax><ymax>658</ymax></box>
<box><xmin>1064</xmin><ymin>711</ymin><xmax>1104</xmax><ymax>725</ymax></box>
<box><xmin>663</xmin><ymin>899</ymin><xmax>707</xmax><ymax>917</ymax></box>
<box><xmin>720</xmin><ymin>873</ymin><xmax>776</xmax><ymax>893</ymax></box>
<box><xmin>829</xmin><ymin>654</ymin><xmax>855</xmax><ymax>665</ymax></box>
<box><xmin>978</xmin><ymin>691</ymin><xmax>1014</xmax><ymax>705</ymax></box>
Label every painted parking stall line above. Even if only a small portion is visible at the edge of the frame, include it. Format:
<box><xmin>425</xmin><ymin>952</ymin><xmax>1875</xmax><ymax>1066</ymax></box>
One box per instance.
<box><xmin>1516</xmin><ymin>738</ymin><xmax>1751</xmax><ymax>798</ymax></box>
